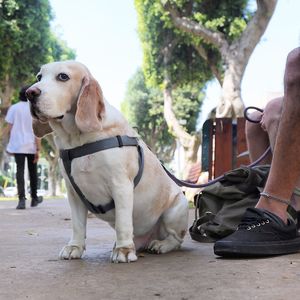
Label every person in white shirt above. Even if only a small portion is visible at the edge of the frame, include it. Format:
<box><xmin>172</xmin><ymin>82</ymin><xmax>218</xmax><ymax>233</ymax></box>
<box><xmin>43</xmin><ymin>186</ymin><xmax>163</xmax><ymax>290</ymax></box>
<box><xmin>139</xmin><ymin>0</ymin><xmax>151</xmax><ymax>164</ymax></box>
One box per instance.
<box><xmin>5</xmin><ymin>86</ymin><xmax>43</xmax><ymax>209</ymax></box>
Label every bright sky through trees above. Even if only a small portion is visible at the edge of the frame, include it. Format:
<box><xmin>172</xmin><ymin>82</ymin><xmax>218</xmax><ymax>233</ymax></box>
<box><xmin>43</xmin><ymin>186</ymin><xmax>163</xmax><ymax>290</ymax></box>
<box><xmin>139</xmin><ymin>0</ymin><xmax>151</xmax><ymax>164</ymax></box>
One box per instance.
<box><xmin>50</xmin><ymin>0</ymin><xmax>300</xmax><ymax>122</ymax></box>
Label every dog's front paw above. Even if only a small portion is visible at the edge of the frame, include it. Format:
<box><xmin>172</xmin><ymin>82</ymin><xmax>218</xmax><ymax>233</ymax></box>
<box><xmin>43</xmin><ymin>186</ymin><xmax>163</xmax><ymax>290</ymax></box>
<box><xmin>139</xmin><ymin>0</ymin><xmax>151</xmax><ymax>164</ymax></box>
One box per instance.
<box><xmin>110</xmin><ymin>244</ymin><xmax>137</xmax><ymax>263</ymax></box>
<box><xmin>59</xmin><ymin>245</ymin><xmax>85</xmax><ymax>260</ymax></box>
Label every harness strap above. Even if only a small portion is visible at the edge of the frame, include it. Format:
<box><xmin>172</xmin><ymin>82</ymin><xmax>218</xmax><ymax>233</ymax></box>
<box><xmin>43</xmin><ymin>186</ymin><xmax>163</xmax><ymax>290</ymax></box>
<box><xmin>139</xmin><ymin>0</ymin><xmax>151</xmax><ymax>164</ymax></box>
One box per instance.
<box><xmin>134</xmin><ymin>144</ymin><xmax>144</xmax><ymax>187</ymax></box>
<box><xmin>60</xmin><ymin>135</ymin><xmax>144</xmax><ymax>214</ymax></box>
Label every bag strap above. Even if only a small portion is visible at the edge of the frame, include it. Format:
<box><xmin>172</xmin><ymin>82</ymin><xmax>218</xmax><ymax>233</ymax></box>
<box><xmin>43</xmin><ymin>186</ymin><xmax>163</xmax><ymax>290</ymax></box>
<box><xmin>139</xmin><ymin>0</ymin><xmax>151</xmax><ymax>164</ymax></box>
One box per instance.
<box><xmin>189</xmin><ymin>192</ymin><xmax>216</xmax><ymax>242</ymax></box>
<box><xmin>189</xmin><ymin>213</ymin><xmax>216</xmax><ymax>243</ymax></box>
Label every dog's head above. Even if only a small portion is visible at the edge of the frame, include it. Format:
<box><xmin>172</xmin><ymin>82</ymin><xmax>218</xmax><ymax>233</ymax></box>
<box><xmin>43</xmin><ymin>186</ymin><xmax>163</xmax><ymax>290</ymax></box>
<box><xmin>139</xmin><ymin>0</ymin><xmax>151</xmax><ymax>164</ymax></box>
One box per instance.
<box><xmin>26</xmin><ymin>61</ymin><xmax>105</xmax><ymax>137</ymax></box>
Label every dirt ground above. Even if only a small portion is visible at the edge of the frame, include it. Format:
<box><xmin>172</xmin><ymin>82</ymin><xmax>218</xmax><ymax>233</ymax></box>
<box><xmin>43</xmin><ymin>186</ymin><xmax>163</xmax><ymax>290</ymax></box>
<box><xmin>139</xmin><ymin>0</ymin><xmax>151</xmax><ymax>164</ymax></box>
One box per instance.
<box><xmin>1</xmin><ymin>198</ymin><xmax>300</xmax><ymax>300</ymax></box>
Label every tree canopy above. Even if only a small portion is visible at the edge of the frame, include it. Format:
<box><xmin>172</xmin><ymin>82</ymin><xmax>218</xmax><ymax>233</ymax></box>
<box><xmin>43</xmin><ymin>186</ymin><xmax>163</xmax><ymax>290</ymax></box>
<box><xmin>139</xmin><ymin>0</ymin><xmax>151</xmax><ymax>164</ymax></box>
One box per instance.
<box><xmin>135</xmin><ymin>0</ymin><xmax>214</xmax><ymax>166</ymax></box>
<box><xmin>161</xmin><ymin>0</ymin><xmax>277</xmax><ymax>117</ymax></box>
<box><xmin>0</xmin><ymin>0</ymin><xmax>75</xmax><ymax>105</ymax></box>
<box><xmin>135</xmin><ymin>0</ymin><xmax>277</xmax><ymax>119</ymax></box>
<box><xmin>135</xmin><ymin>0</ymin><xmax>213</xmax><ymax>89</ymax></box>
<box><xmin>0</xmin><ymin>0</ymin><xmax>76</xmax><ymax>193</ymax></box>
<box><xmin>122</xmin><ymin>68</ymin><xmax>205</xmax><ymax>163</ymax></box>
<box><xmin>122</xmin><ymin>69</ymin><xmax>175</xmax><ymax>163</ymax></box>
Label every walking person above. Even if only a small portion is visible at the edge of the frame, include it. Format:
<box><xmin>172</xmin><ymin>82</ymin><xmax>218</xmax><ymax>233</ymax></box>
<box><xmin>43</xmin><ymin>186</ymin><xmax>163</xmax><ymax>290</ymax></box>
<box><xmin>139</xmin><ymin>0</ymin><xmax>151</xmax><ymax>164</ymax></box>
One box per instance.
<box><xmin>5</xmin><ymin>86</ymin><xmax>43</xmax><ymax>209</ymax></box>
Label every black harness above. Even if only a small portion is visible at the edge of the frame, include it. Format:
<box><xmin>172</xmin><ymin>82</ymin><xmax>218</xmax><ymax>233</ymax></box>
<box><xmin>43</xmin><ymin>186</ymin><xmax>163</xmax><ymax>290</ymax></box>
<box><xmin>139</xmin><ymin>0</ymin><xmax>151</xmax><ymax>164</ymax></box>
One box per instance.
<box><xmin>59</xmin><ymin>135</ymin><xmax>144</xmax><ymax>214</ymax></box>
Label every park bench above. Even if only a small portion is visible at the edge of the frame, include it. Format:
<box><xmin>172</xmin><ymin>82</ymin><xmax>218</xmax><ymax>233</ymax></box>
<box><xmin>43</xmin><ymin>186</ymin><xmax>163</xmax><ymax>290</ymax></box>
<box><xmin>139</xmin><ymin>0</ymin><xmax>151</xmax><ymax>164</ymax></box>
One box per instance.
<box><xmin>201</xmin><ymin>118</ymin><xmax>250</xmax><ymax>180</ymax></box>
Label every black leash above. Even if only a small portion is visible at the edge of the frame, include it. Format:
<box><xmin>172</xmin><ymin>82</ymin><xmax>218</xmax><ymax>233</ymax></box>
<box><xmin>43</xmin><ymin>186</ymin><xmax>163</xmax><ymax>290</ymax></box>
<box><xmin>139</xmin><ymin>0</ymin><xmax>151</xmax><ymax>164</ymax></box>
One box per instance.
<box><xmin>244</xmin><ymin>106</ymin><xmax>264</xmax><ymax>123</ymax></box>
<box><xmin>161</xmin><ymin>106</ymin><xmax>271</xmax><ymax>189</ymax></box>
<box><xmin>161</xmin><ymin>146</ymin><xmax>271</xmax><ymax>188</ymax></box>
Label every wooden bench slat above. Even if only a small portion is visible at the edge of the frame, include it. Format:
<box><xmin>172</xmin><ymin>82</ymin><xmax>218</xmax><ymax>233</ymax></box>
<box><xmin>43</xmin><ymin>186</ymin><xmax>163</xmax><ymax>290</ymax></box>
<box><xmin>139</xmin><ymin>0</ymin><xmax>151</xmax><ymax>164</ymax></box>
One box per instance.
<box><xmin>214</xmin><ymin>118</ymin><xmax>233</xmax><ymax>178</ymax></box>
<box><xmin>202</xmin><ymin>117</ymin><xmax>250</xmax><ymax>180</ymax></box>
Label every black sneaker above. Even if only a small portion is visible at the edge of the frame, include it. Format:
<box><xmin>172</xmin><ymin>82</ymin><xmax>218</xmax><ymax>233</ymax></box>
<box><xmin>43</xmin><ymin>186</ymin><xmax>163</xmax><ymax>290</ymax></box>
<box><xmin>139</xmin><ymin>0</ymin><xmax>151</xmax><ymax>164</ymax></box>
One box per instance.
<box><xmin>31</xmin><ymin>196</ymin><xmax>43</xmax><ymax>207</ymax></box>
<box><xmin>16</xmin><ymin>198</ymin><xmax>26</xmax><ymax>209</ymax></box>
<box><xmin>214</xmin><ymin>208</ymin><xmax>300</xmax><ymax>257</ymax></box>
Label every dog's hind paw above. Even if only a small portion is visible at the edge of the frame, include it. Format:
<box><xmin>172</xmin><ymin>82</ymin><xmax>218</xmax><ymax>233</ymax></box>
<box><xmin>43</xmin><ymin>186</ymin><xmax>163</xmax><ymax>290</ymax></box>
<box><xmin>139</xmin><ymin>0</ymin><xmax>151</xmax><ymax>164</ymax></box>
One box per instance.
<box><xmin>147</xmin><ymin>239</ymin><xmax>181</xmax><ymax>254</ymax></box>
<box><xmin>110</xmin><ymin>245</ymin><xmax>138</xmax><ymax>263</ymax></box>
<box><xmin>59</xmin><ymin>245</ymin><xmax>85</xmax><ymax>260</ymax></box>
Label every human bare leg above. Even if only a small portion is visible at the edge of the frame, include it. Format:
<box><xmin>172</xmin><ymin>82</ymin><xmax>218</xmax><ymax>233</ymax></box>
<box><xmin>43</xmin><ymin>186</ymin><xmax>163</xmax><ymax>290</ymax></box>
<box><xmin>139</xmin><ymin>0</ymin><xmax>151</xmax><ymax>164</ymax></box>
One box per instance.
<box><xmin>257</xmin><ymin>49</ymin><xmax>300</xmax><ymax>221</ymax></box>
<box><xmin>245</xmin><ymin>97</ymin><xmax>283</xmax><ymax>165</ymax></box>
<box><xmin>245</xmin><ymin>110</ymin><xmax>272</xmax><ymax>164</ymax></box>
<box><xmin>214</xmin><ymin>48</ymin><xmax>300</xmax><ymax>257</ymax></box>
<box><xmin>260</xmin><ymin>97</ymin><xmax>283</xmax><ymax>151</ymax></box>
<box><xmin>260</xmin><ymin>96</ymin><xmax>300</xmax><ymax>210</ymax></box>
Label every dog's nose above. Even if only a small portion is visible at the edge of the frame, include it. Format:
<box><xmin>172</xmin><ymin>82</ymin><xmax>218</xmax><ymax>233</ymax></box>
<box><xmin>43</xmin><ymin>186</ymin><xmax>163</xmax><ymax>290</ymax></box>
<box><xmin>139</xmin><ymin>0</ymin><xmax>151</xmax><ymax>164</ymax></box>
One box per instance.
<box><xmin>26</xmin><ymin>87</ymin><xmax>41</xmax><ymax>102</ymax></box>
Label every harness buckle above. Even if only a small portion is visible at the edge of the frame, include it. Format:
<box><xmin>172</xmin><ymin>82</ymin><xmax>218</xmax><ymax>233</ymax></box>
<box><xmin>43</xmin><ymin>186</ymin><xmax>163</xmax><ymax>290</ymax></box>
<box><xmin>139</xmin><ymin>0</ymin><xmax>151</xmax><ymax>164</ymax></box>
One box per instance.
<box><xmin>116</xmin><ymin>135</ymin><xmax>123</xmax><ymax>147</ymax></box>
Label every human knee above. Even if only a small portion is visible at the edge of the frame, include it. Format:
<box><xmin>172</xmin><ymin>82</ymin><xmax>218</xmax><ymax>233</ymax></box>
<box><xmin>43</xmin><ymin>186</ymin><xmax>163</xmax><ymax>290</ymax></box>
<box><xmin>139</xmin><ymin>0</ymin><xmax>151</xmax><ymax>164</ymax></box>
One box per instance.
<box><xmin>261</xmin><ymin>97</ymin><xmax>283</xmax><ymax>132</ymax></box>
<box><xmin>285</xmin><ymin>48</ymin><xmax>300</xmax><ymax>87</ymax></box>
<box><xmin>245</xmin><ymin>111</ymin><xmax>262</xmax><ymax>139</ymax></box>
<box><xmin>286</xmin><ymin>47</ymin><xmax>300</xmax><ymax>67</ymax></box>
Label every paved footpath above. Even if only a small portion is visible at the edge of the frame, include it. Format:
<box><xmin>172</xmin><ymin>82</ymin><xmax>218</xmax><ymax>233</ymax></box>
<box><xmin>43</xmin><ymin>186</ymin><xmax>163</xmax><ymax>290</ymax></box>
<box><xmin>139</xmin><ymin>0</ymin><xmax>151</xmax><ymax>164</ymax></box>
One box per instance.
<box><xmin>1</xmin><ymin>198</ymin><xmax>300</xmax><ymax>300</ymax></box>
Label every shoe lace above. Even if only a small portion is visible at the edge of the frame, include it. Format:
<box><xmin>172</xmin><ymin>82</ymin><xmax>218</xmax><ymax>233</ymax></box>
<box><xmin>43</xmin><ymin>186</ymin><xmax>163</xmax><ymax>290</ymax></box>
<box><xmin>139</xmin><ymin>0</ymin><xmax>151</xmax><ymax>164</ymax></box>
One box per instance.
<box><xmin>238</xmin><ymin>216</ymin><xmax>270</xmax><ymax>230</ymax></box>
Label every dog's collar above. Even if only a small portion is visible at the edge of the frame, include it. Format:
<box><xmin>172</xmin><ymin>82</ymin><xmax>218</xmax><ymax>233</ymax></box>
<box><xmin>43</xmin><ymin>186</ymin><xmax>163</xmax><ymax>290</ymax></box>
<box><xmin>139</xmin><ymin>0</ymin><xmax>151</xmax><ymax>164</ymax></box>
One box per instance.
<box><xmin>60</xmin><ymin>135</ymin><xmax>144</xmax><ymax>214</ymax></box>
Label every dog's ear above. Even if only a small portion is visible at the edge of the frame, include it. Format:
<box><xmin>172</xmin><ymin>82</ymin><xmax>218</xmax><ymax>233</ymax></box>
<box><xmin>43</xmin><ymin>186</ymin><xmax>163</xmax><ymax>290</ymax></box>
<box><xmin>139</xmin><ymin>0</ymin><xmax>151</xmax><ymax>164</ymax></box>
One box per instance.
<box><xmin>32</xmin><ymin>119</ymin><xmax>53</xmax><ymax>138</ymax></box>
<box><xmin>75</xmin><ymin>76</ymin><xmax>105</xmax><ymax>133</ymax></box>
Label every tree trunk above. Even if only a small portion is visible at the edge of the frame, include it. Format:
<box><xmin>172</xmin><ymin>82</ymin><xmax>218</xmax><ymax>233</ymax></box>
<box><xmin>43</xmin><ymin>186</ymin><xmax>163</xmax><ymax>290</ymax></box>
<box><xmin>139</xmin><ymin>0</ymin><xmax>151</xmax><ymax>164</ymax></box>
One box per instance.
<box><xmin>44</xmin><ymin>135</ymin><xmax>59</xmax><ymax>197</ymax></box>
<box><xmin>162</xmin><ymin>41</ymin><xmax>201</xmax><ymax>176</ymax></box>
<box><xmin>48</xmin><ymin>160</ymin><xmax>57</xmax><ymax>197</ymax></box>
<box><xmin>0</xmin><ymin>78</ymin><xmax>15</xmax><ymax>171</ymax></box>
<box><xmin>163</xmin><ymin>85</ymin><xmax>201</xmax><ymax>176</ymax></box>
<box><xmin>0</xmin><ymin>76</ymin><xmax>15</xmax><ymax>108</ymax></box>
<box><xmin>216</xmin><ymin>55</ymin><xmax>245</xmax><ymax>118</ymax></box>
<box><xmin>163</xmin><ymin>0</ymin><xmax>278</xmax><ymax>118</ymax></box>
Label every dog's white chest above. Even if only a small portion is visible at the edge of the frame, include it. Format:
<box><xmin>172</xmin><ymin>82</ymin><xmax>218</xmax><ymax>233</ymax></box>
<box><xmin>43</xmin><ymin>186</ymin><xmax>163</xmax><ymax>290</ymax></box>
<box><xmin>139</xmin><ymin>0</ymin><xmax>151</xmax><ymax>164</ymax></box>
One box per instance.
<box><xmin>63</xmin><ymin>154</ymin><xmax>113</xmax><ymax>205</ymax></box>
<box><xmin>77</xmin><ymin>155</ymin><xmax>93</xmax><ymax>172</ymax></box>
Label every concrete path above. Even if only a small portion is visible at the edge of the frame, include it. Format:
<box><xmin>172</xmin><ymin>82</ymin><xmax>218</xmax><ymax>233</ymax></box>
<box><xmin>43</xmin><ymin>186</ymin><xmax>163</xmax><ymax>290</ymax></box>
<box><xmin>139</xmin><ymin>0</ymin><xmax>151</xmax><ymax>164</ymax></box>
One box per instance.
<box><xmin>1</xmin><ymin>198</ymin><xmax>300</xmax><ymax>300</ymax></box>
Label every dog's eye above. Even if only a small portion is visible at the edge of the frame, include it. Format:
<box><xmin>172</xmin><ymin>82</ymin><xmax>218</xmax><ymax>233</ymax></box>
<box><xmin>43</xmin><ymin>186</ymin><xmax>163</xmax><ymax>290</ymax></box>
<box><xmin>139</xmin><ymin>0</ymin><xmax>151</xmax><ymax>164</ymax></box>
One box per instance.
<box><xmin>36</xmin><ymin>74</ymin><xmax>42</xmax><ymax>81</ymax></box>
<box><xmin>57</xmin><ymin>73</ymin><xmax>70</xmax><ymax>82</ymax></box>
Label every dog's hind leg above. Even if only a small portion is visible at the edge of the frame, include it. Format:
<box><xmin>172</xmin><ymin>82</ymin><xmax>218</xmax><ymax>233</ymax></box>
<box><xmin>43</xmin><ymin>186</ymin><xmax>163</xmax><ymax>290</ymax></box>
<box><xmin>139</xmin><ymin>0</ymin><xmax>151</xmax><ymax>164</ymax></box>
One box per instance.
<box><xmin>147</xmin><ymin>193</ymin><xmax>188</xmax><ymax>254</ymax></box>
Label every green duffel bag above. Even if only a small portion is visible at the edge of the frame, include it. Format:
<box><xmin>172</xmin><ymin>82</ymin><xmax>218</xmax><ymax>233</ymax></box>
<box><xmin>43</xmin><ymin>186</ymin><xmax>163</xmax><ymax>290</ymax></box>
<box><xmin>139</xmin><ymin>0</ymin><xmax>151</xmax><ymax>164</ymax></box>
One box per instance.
<box><xmin>189</xmin><ymin>165</ymin><xmax>271</xmax><ymax>242</ymax></box>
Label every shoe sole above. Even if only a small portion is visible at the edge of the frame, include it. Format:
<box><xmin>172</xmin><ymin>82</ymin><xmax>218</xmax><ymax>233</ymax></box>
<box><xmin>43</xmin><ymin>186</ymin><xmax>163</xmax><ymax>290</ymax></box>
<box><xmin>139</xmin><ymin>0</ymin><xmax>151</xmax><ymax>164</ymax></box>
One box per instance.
<box><xmin>214</xmin><ymin>237</ymin><xmax>300</xmax><ymax>257</ymax></box>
